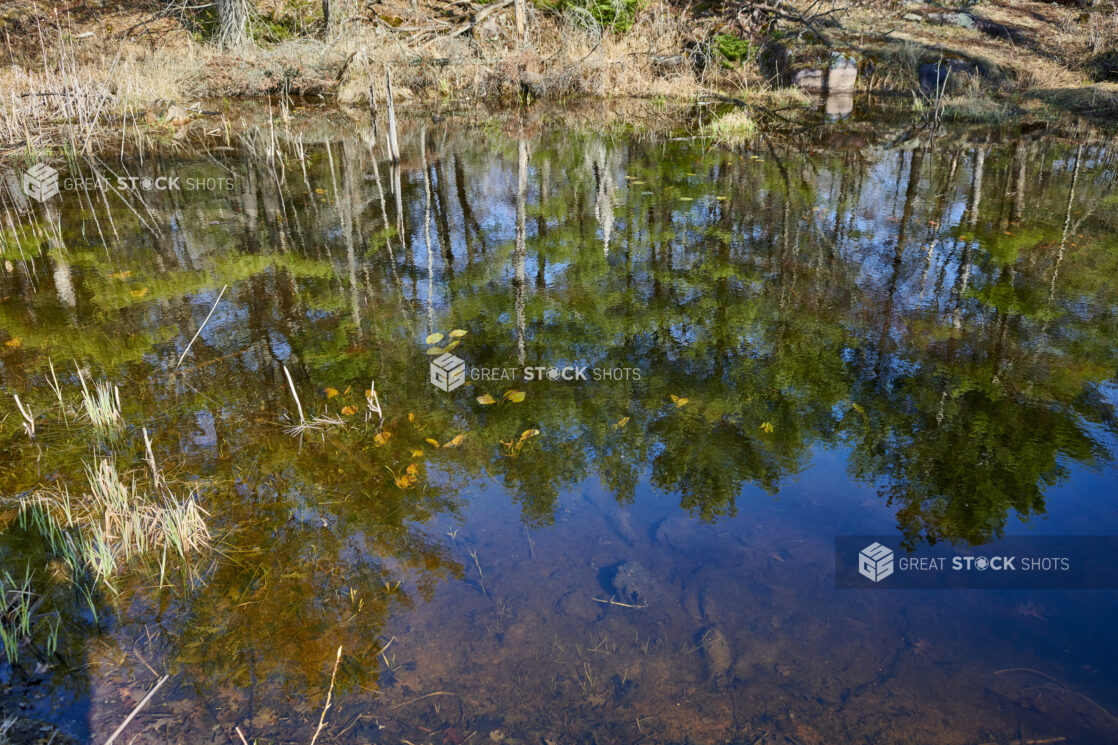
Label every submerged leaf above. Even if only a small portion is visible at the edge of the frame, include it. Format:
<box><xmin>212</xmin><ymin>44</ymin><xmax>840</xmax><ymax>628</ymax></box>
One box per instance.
<box><xmin>449</xmin><ymin>329</ymin><xmax>468</xmax><ymax>338</ymax></box>
<box><xmin>760</xmin><ymin>421</ymin><xmax>774</xmax><ymax>433</ymax></box>
<box><xmin>409</xmin><ymin>448</ymin><xmax>424</xmax><ymax>458</ymax></box>
<box><xmin>519</xmin><ymin>429</ymin><xmax>540</xmax><ymax>441</ymax></box>
<box><xmin>341</xmin><ymin>405</ymin><xmax>359</xmax><ymax>416</ymax></box>
<box><xmin>669</xmin><ymin>394</ymin><xmax>689</xmax><ymax>408</ymax></box>
<box><xmin>324</xmin><ymin>387</ymin><xmax>339</xmax><ymax>399</ymax></box>
<box><xmin>373</xmin><ymin>430</ymin><xmax>392</xmax><ymax>446</ymax></box>
<box><xmin>445</xmin><ymin>433</ymin><xmax>467</xmax><ymax>448</ymax></box>
<box><xmin>615</xmin><ymin>417</ymin><xmax>630</xmax><ymax>429</ymax></box>
<box><xmin>425</xmin><ymin>332</ymin><xmax>445</xmax><ymax>345</ymax></box>
<box><xmin>426</xmin><ymin>346</ymin><xmax>445</xmax><ymax>355</ymax></box>
<box><xmin>425</xmin><ymin>438</ymin><xmax>441</xmax><ymax>448</ymax></box>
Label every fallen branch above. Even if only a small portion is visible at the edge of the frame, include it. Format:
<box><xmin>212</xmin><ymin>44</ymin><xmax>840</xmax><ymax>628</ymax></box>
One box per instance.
<box><xmin>104</xmin><ymin>675</ymin><xmax>170</xmax><ymax>745</ymax></box>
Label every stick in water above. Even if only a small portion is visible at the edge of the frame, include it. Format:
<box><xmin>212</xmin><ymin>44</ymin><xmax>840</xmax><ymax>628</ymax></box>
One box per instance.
<box><xmin>175</xmin><ymin>284</ymin><xmax>228</xmax><ymax>368</ymax></box>
<box><xmin>104</xmin><ymin>674</ymin><xmax>169</xmax><ymax>745</ymax></box>
<box><xmin>310</xmin><ymin>646</ymin><xmax>343</xmax><ymax>745</ymax></box>
<box><xmin>282</xmin><ymin>365</ymin><xmax>306</xmax><ymax>424</ymax></box>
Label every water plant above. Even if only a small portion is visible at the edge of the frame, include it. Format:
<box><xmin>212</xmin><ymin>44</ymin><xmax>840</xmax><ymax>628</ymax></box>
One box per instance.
<box><xmin>76</xmin><ymin>366</ymin><xmax>124</xmax><ymax>435</ymax></box>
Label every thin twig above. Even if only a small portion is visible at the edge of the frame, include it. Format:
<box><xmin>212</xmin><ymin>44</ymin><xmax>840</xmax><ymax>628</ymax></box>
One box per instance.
<box><xmin>282</xmin><ymin>365</ymin><xmax>306</xmax><ymax>424</ymax></box>
<box><xmin>175</xmin><ymin>284</ymin><xmax>227</xmax><ymax>368</ymax></box>
<box><xmin>104</xmin><ymin>674</ymin><xmax>169</xmax><ymax>745</ymax></box>
<box><xmin>310</xmin><ymin>645</ymin><xmax>343</xmax><ymax>745</ymax></box>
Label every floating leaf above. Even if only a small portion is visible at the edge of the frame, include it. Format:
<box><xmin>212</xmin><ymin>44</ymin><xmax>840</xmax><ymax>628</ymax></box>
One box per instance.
<box><xmin>449</xmin><ymin>329</ymin><xmax>468</xmax><ymax>338</ymax></box>
<box><xmin>324</xmin><ymin>387</ymin><xmax>339</xmax><ymax>399</ymax></box>
<box><xmin>444</xmin><ymin>340</ymin><xmax>461</xmax><ymax>351</ymax></box>
<box><xmin>109</xmin><ymin>270</ymin><xmax>131</xmax><ymax>279</ymax></box>
<box><xmin>426</xmin><ymin>346</ymin><xmax>445</xmax><ymax>355</ymax></box>
<box><xmin>615</xmin><ymin>417</ymin><xmax>630</xmax><ymax>429</ymax></box>
<box><xmin>314</xmin><ymin>188</ymin><xmax>326</xmax><ymax>194</ymax></box>
<box><xmin>519</xmin><ymin>429</ymin><xmax>540</xmax><ymax>441</ymax></box>
<box><xmin>760</xmin><ymin>421</ymin><xmax>774</xmax><ymax>433</ymax></box>
<box><xmin>341</xmin><ymin>405</ymin><xmax>359</xmax><ymax>416</ymax></box>
<box><xmin>476</xmin><ymin>394</ymin><xmax>496</xmax><ymax>405</ymax></box>
<box><xmin>445</xmin><ymin>433</ymin><xmax>467</xmax><ymax>448</ymax></box>
<box><xmin>365</xmin><ymin>389</ymin><xmax>373</xmax><ymax>399</ymax></box>
<box><xmin>504</xmin><ymin>390</ymin><xmax>526</xmax><ymax>403</ymax></box>
<box><xmin>425</xmin><ymin>438</ymin><xmax>440</xmax><ymax>448</ymax></box>
<box><xmin>425</xmin><ymin>332</ymin><xmax>444</xmax><ymax>345</ymax></box>
<box><xmin>850</xmin><ymin>402</ymin><xmax>865</xmax><ymax>415</ymax></box>
<box><xmin>373</xmin><ymin>430</ymin><xmax>392</xmax><ymax>446</ymax></box>
<box><xmin>669</xmin><ymin>394</ymin><xmax>689</xmax><ymax>407</ymax></box>
<box><xmin>130</xmin><ymin>288</ymin><xmax>149</xmax><ymax>298</ymax></box>
<box><xmin>405</xmin><ymin>463</ymin><xmax>419</xmax><ymax>475</ymax></box>
<box><xmin>408</xmin><ymin>412</ymin><xmax>415</xmax><ymax>423</ymax></box>
<box><xmin>409</xmin><ymin>448</ymin><xmax>424</xmax><ymax>458</ymax></box>
<box><xmin>3</xmin><ymin>338</ymin><xmax>21</xmax><ymax>349</ymax></box>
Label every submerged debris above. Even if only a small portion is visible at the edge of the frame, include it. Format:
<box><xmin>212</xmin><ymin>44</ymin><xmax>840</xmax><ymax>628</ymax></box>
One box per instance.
<box><xmin>698</xmin><ymin>626</ymin><xmax>733</xmax><ymax>682</ymax></box>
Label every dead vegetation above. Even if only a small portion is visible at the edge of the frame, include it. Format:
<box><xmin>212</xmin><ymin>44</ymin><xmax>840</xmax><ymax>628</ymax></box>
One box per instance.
<box><xmin>1</xmin><ymin>0</ymin><xmax>1117</xmax><ymax>162</ymax></box>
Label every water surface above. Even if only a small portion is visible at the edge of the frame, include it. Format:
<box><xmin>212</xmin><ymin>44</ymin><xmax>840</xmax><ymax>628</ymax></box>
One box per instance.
<box><xmin>1</xmin><ymin>113</ymin><xmax>1117</xmax><ymax>744</ymax></box>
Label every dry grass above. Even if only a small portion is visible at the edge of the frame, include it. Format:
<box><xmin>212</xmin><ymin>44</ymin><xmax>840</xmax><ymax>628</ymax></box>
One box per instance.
<box><xmin>703</xmin><ymin>108</ymin><xmax>757</xmax><ymax>147</ymax></box>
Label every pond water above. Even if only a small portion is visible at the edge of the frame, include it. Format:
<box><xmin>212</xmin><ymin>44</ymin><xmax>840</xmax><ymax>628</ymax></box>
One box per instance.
<box><xmin>1</xmin><ymin>110</ymin><xmax>1117</xmax><ymax>745</ymax></box>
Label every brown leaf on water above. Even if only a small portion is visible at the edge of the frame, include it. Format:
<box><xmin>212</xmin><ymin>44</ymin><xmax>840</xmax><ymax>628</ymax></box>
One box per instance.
<box><xmin>425</xmin><ymin>438</ymin><xmax>440</xmax><ymax>448</ymax></box>
<box><xmin>341</xmin><ymin>404</ymin><xmax>358</xmax><ymax>416</ymax></box>
<box><xmin>405</xmin><ymin>463</ymin><xmax>419</xmax><ymax>475</ymax></box>
<box><xmin>445</xmin><ymin>433</ymin><xmax>467</xmax><ymax>448</ymax></box>
<box><xmin>410</xmin><ymin>448</ymin><xmax>423</xmax><ymax>458</ymax></box>
<box><xmin>324</xmin><ymin>387</ymin><xmax>339</xmax><ymax>399</ymax></box>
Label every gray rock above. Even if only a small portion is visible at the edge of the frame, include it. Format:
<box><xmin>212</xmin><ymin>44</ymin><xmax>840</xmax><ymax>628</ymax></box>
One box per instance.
<box><xmin>930</xmin><ymin>11</ymin><xmax>976</xmax><ymax>30</ymax></box>
<box><xmin>699</xmin><ymin>626</ymin><xmax>733</xmax><ymax>680</ymax></box>
<box><xmin>902</xmin><ymin>13</ymin><xmax>924</xmax><ymax>22</ymax></box>
<box><xmin>793</xmin><ymin>55</ymin><xmax>857</xmax><ymax>94</ymax></box>
<box><xmin>610</xmin><ymin>560</ymin><xmax>656</xmax><ymax>605</ymax></box>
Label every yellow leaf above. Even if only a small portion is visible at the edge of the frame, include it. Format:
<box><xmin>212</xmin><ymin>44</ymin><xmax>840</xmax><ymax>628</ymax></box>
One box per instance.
<box><xmin>425</xmin><ymin>438</ymin><xmax>440</xmax><ymax>448</ymax></box>
<box><xmin>425</xmin><ymin>332</ymin><xmax>444</xmax><ymax>345</ymax></box>
<box><xmin>405</xmin><ymin>463</ymin><xmax>419</xmax><ymax>475</ymax></box>
<box><xmin>408</xmin><ymin>412</ymin><xmax>415</xmax><ymax>422</ymax></box>
<box><xmin>449</xmin><ymin>329</ymin><xmax>467</xmax><ymax>338</ymax></box>
<box><xmin>130</xmin><ymin>288</ymin><xmax>149</xmax><ymax>298</ymax></box>
<box><xmin>504</xmin><ymin>390</ymin><xmax>526</xmax><ymax>403</ymax></box>
<box><xmin>519</xmin><ymin>428</ymin><xmax>540</xmax><ymax>441</ymax></box>
<box><xmin>109</xmin><ymin>270</ymin><xmax>131</xmax><ymax>279</ymax></box>
<box><xmin>760</xmin><ymin>421</ymin><xmax>774</xmax><ymax>433</ymax></box>
<box><xmin>409</xmin><ymin>448</ymin><xmax>423</xmax><ymax>458</ymax></box>
<box><xmin>670</xmin><ymin>395</ymin><xmax>689</xmax><ymax>407</ymax></box>
<box><xmin>4</xmin><ymin>338</ymin><xmax>20</xmax><ymax>349</ymax></box>
<box><xmin>324</xmin><ymin>387</ymin><xmax>339</xmax><ymax>399</ymax></box>
<box><xmin>341</xmin><ymin>405</ymin><xmax>358</xmax><ymax>416</ymax></box>
<box><xmin>426</xmin><ymin>346</ymin><xmax>445</xmax><ymax>355</ymax></box>
<box><xmin>315</xmin><ymin>188</ymin><xmax>326</xmax><ymax>194</ymax></box>
<box><xmin>476</xmin><ymin>394</ymin><xmax>496</xmax><ymax>405</ymax></box>
<box><xmin>444</xmin><ymin>340</ymin><xmax>461</xmax><ymax>351</ymax></box>
<box><xmin>615</xmin><ymin>417</ymin><xmax>630</xmax><ymax>429</ymax></box>
<box><xmin>373</xmin><ymin>430</ymin><xmax>392</xmax><ymax>446</ymax></box>
<box><xmin>343</xmin><ymin>385</ymin><xmax>351</xmax><ymax>395</ymax></box>
<box><xmin>365</xmin><ymin>389</ymin><xmax>373</xmax><ymax>398</ymax></box>
<box><xmin>851</xmin><ymin>402</ymin><xmax>865</xmax><ymax>415</ymax></box>
<box><xmin>445</xmin><ymin>433</ymin><xmax>466</xmax><ymax>448</ymax></box>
